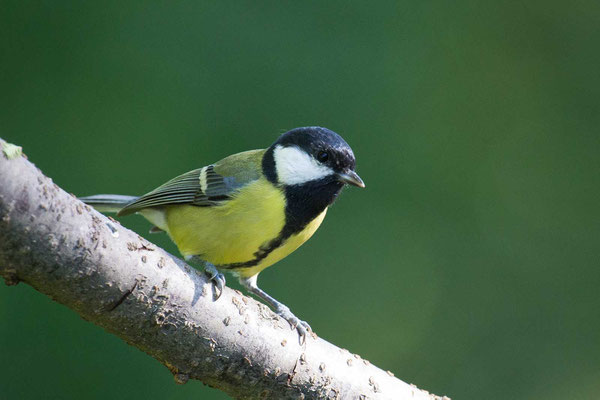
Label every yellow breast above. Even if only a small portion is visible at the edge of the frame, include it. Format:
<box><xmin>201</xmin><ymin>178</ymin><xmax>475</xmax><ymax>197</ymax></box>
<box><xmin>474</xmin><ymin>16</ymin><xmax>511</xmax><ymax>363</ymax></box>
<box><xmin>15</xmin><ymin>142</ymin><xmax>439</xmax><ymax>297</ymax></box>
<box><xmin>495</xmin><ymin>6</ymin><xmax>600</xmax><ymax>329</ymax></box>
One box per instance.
<box><xmin>161</xmin><ymin>177</ymin><xmax>327</xmax><ymax>277</ymax></box>
<box><xmin>238</xmin><ymin>208</ymin><xmax>326</xmax><ymax>277</ymax></box>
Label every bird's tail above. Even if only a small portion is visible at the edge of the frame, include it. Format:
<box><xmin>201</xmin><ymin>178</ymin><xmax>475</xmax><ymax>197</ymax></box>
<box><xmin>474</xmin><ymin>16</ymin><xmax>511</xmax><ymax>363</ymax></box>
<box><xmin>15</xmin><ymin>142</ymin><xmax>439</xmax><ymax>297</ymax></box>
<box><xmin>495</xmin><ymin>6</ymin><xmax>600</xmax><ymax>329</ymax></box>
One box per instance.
<box><xmin>79</xmin><ymin>194</ymin><xmax>138</xmax><ymax>213</ymax></box>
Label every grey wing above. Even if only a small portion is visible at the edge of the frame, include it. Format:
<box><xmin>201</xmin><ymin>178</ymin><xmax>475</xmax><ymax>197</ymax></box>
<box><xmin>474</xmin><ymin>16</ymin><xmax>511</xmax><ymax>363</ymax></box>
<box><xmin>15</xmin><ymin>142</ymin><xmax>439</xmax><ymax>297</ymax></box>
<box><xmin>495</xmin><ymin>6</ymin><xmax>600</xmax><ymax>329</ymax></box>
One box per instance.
<box><xmin>117</xmin><ymin>165</ymin><xmax>248</xmax><ymax>216</ymax></box>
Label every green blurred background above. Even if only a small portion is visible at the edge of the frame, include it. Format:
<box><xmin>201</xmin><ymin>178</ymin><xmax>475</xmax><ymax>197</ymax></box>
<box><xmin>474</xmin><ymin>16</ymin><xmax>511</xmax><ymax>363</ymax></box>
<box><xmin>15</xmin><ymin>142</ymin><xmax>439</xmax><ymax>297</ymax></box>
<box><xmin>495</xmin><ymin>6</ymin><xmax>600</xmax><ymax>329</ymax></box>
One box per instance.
<box><xmin>2</xmin><ymin>1</ymin><xmax>599</xmax><ymax>399</ymax></box>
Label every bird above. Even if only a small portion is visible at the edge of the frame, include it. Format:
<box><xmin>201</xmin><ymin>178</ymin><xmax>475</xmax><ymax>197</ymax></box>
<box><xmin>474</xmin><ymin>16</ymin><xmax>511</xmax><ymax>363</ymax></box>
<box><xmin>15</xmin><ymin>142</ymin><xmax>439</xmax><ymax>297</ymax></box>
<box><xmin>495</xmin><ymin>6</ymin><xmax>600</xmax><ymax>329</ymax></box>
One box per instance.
<box><xmin>80</xmin><ymin>126</ymin><xmax>364</xmax><ymax>342</ymax></box>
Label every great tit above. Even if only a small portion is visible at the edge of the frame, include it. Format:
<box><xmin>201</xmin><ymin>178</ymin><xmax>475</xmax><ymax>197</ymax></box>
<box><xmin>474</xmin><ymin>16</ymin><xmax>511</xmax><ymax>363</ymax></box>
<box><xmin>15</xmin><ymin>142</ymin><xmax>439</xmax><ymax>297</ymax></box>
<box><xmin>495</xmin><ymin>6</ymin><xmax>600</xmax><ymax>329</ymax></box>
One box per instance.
<box><xmin>80</xmin><ymin>126</ymin><xmax>364</xmax><ymax>341</ymax></box>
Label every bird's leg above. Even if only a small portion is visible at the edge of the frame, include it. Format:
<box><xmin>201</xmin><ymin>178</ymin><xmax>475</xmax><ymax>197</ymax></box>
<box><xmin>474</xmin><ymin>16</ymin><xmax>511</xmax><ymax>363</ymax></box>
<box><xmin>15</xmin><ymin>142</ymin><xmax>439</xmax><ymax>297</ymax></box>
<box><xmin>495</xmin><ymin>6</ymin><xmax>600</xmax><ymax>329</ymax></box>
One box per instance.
<box><xmin>239</xmin><ymin>275</ymin><xmax>311</xmax><ymax>344</ymax></box>
<box><xmin>185</xmin><ymin>256</ymin><xmax>226</xmax><ymax>300</ymax></box>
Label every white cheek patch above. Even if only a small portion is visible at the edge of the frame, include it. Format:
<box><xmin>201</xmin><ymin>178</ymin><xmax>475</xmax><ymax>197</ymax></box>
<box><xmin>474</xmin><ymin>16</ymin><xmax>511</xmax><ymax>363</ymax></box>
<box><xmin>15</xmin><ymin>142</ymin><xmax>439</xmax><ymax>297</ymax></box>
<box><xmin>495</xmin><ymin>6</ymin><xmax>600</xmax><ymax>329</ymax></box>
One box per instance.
<box><xmin>273</xmin><ymin>145</ymin><xmax>334</xmax><ymax>185</ymax></box>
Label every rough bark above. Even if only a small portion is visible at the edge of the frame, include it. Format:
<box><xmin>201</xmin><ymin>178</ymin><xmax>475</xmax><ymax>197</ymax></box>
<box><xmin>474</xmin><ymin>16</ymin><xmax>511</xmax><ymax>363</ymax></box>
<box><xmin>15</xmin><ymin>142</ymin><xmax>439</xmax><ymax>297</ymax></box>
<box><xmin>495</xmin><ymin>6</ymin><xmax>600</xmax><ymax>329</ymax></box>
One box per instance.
<box><xmin>0</xmin><ymin>138</ymin><xmax>448</xmax><ymax>400</ymax></box>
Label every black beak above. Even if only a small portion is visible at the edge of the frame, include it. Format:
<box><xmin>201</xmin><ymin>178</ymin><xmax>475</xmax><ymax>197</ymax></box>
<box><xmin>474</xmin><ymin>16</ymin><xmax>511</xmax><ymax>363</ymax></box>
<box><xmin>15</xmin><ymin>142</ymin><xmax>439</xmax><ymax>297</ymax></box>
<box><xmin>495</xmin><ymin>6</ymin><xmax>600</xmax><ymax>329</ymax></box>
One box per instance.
<box><xmin>336</xmin><ymin>170</ymin><xmax>365</xmax><ymax>188</ymax></box>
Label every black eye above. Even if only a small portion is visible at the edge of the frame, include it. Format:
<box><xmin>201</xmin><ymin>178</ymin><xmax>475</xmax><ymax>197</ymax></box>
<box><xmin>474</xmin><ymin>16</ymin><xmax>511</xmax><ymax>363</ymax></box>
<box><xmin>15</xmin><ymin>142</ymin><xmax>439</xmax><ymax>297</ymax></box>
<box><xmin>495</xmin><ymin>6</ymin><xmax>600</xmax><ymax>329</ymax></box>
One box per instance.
<box><xmin>317</xmin><ymin>150</ymin><xmax>329</xmax><ymax>162</ymax></box>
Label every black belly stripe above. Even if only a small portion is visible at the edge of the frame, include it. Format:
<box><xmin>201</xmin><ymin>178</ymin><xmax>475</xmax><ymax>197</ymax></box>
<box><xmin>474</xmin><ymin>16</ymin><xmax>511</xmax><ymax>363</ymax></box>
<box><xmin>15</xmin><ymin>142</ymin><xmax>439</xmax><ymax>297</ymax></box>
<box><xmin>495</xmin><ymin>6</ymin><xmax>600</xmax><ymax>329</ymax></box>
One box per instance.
<box><xmin>218</xmin><ymin>233</ymin><xmax>287</xmax><ymax>269</ymax></box>
<box><xmin>218</xmin><ymin>178</ymin><xmax>344</xmax><ymax>271</ymax></box>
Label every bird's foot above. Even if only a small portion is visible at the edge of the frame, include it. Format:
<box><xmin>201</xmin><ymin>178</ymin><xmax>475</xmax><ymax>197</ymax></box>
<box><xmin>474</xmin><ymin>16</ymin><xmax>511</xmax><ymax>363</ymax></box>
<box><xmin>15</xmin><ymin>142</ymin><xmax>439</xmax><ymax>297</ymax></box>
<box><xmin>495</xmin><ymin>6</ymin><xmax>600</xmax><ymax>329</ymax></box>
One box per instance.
<box><xmin>238</xmin><ymin>275</ymin><xmax>311</xmax><ymax>344</ymax></box>
<box><xmin>204</xmin><ymin>263</ymin><xmax>226</xmax><ymax>300</ymax></box>
<box><xmin>276</xmin><ymin>305</ymin><xmax>312</xmax><ymax>345</ymax></box>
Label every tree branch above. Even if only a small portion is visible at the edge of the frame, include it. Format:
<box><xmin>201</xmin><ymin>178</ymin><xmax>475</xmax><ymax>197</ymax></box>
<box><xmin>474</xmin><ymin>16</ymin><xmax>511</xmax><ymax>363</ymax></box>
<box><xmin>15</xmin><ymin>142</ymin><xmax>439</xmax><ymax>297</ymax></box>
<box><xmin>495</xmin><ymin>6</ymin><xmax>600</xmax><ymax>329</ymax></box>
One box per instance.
<box><xmin>0</xmin><ymin>138</ymin><xmax>447</xmax><ymax>400</ymax></box>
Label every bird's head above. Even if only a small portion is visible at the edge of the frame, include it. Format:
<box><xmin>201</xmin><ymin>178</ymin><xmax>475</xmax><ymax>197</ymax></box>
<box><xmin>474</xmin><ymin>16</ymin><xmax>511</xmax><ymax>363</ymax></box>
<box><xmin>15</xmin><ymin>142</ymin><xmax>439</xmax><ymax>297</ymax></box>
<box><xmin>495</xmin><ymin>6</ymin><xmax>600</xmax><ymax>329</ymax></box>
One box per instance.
<box><xmin>263</xmin><ymin>126</ymin><xmax>365</xmax><ymax>190</ymax></box>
